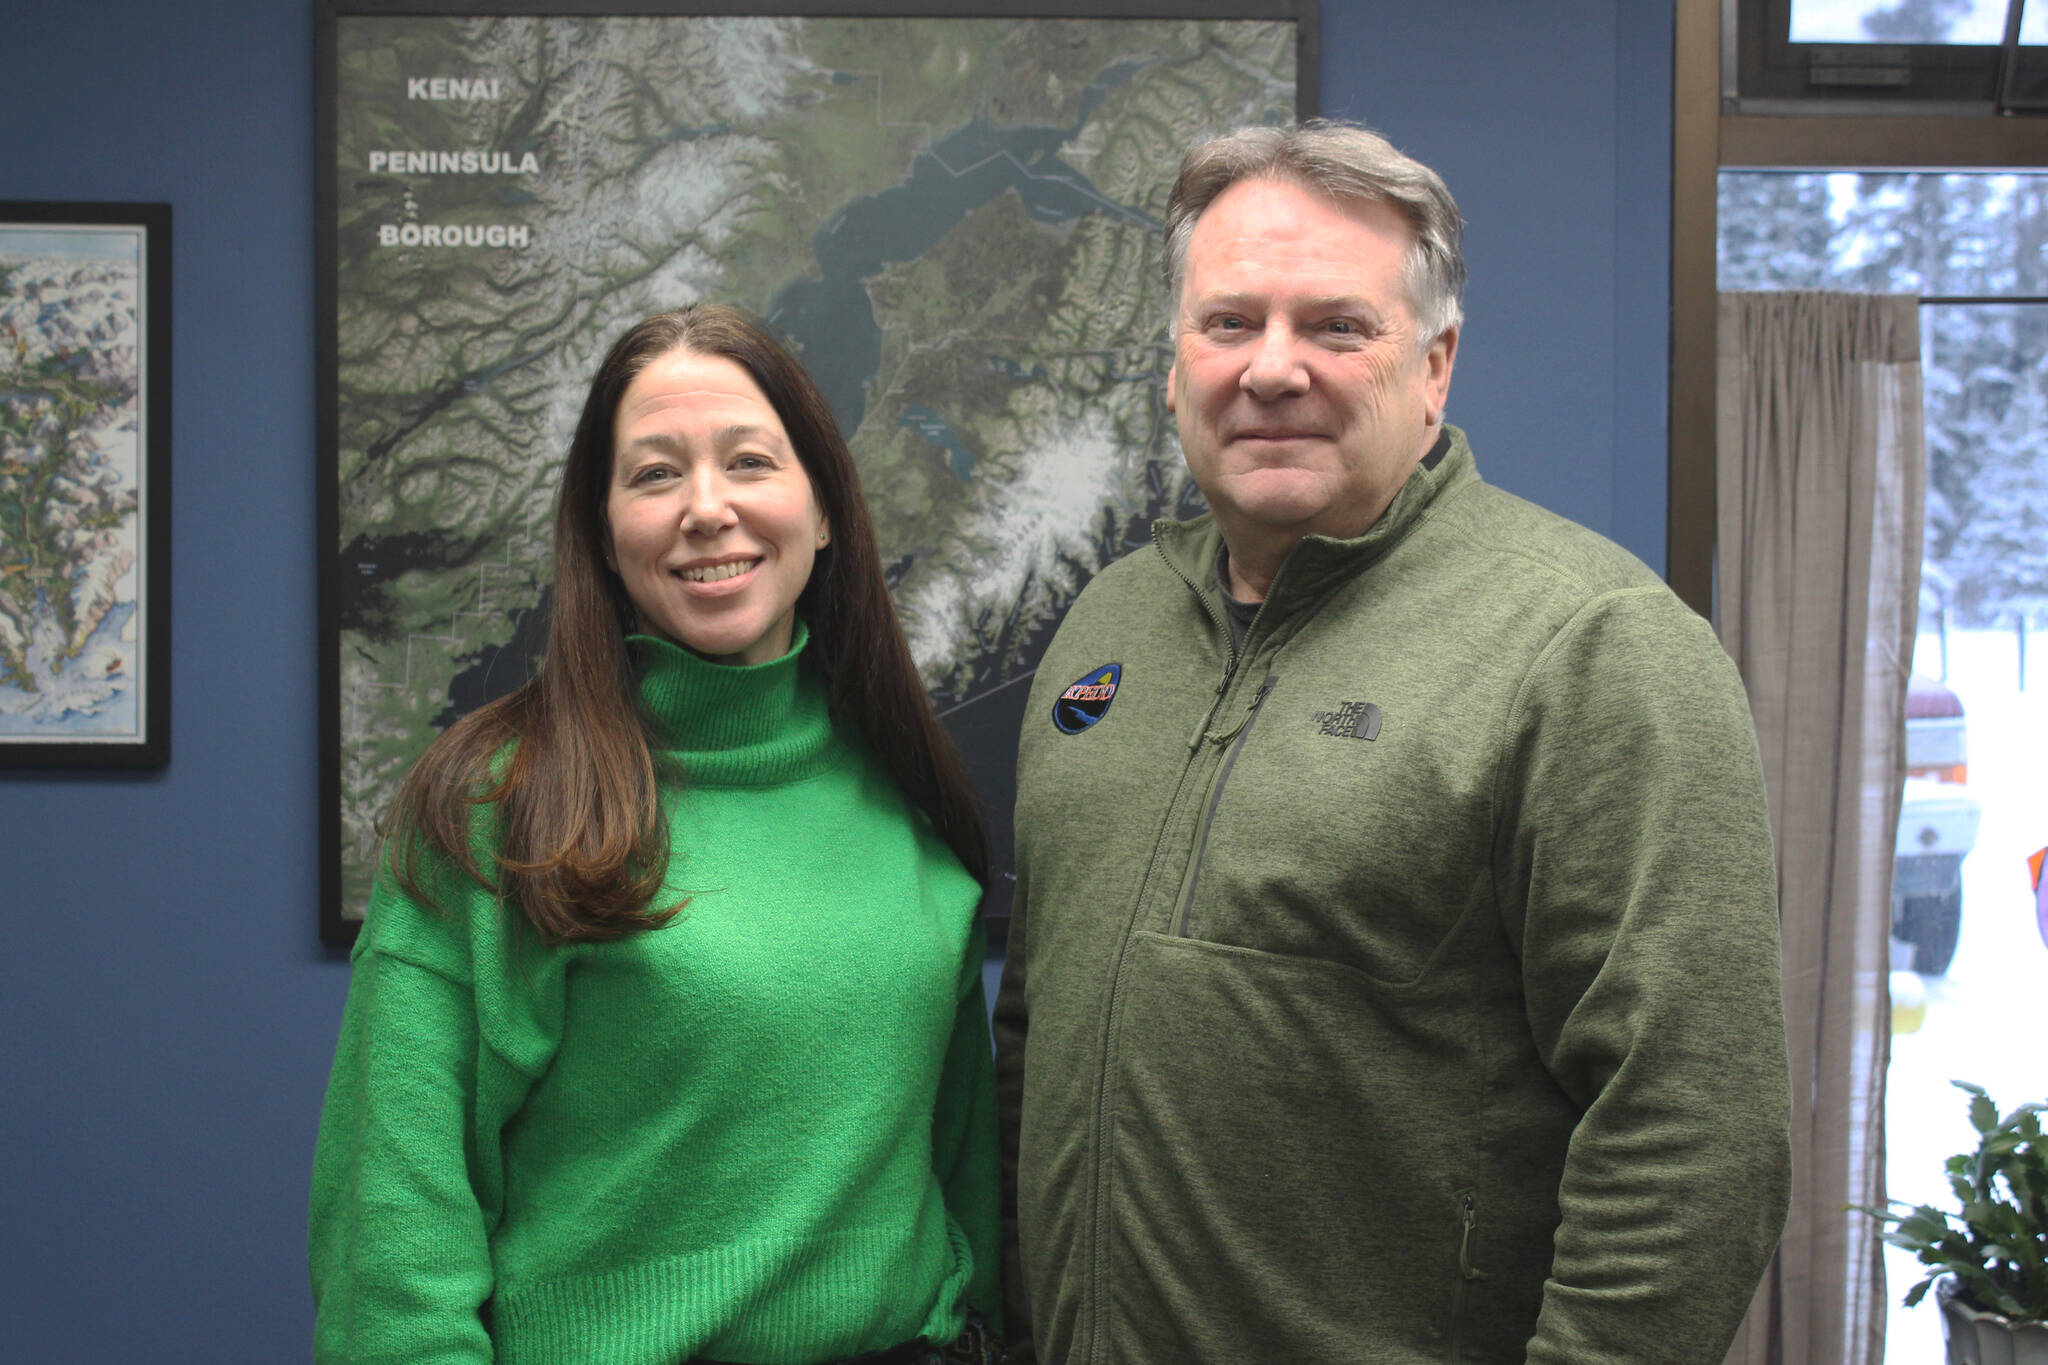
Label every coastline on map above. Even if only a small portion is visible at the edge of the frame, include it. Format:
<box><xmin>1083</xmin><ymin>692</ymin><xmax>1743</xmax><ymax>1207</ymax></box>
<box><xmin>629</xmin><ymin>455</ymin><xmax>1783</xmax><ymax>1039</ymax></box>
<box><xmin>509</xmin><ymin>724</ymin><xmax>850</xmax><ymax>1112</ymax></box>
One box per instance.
<box><xmin>0</xmin><ymin>600</ymin><xmax>140</xmax><ymax>737</ymax></box>
<box><xmin>0</xmin><ymin>222</ymin><xmax>147</xmax><ymax>743</ymax></box>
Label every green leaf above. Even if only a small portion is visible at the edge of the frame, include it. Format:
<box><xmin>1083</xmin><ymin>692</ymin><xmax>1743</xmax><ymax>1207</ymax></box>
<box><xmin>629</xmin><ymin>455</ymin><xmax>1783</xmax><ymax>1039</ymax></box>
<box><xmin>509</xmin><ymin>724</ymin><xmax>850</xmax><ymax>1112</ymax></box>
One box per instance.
<box><xmin>1900</xmin><ymin>1207</ymin><xmax>1952</xmax><ymax>1239</ymax></box>
<box><xmin>1874</xmin><ymin>1082</ymin><xmax>2048</xmax><ymax>1320</ymax></box>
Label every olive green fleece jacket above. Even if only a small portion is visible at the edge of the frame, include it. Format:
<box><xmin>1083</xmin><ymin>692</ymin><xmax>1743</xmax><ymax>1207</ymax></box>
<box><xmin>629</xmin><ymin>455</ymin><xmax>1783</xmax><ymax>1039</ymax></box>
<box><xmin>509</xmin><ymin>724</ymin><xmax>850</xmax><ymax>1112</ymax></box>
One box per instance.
<box><xmin>310</xmin><ymin>630</ymin><xmax>999</xmax><ymax>1365</ymax></box>
<box><xmin>994</xmin><ymin>430</ymin><xmax>1790</xmax><ymax>1365</ymax></box>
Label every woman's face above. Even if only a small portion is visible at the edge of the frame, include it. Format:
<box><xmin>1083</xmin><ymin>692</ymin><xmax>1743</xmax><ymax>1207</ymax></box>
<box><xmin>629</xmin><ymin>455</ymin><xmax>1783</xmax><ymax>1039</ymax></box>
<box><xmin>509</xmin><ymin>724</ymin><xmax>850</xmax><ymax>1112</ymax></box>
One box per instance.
<box><xmin>605</xmin><ymin>348</ymin><xmax>829</xmax><ymax>666</ymax></box>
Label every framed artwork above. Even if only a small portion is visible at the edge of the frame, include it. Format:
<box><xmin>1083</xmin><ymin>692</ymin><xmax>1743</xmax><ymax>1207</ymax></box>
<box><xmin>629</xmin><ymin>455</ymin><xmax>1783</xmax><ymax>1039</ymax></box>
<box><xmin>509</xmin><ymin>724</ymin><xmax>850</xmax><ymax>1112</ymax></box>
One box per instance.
<box><xmin>0</xmin><ymin>201</ymin><xmax>171</xmax><ymax>769</ymax></box>
<box><xmin>318</xmin><ymin>0</ymin><xmax>1316</xmax><ymax>945</ymax></box>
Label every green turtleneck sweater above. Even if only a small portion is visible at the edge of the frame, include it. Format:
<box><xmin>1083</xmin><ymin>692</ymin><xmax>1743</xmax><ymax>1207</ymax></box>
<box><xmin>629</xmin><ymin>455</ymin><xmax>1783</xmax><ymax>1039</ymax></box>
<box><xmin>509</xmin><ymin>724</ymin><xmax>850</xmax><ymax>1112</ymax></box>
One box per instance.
<box><xmin>310</xmin><ymin>629</ymin><xmax>998</xmax><ymax>1365</ymax></box>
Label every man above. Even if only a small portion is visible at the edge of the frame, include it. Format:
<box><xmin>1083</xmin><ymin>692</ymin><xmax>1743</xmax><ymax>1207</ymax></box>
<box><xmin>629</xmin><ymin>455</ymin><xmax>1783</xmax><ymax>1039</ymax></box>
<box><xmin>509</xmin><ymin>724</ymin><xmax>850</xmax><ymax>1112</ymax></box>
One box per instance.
<box><xmin>993</xmin><ymin>121</ymin><xmax>1790</xmax><ymax>1364</ymax></box>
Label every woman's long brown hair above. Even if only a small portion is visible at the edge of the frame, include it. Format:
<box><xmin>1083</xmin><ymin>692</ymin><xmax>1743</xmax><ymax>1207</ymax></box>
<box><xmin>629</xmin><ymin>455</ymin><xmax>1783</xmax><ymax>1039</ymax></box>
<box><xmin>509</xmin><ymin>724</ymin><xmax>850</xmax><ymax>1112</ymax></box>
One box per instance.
<box><xmin>384</xmin><ymin>304</ymin><xmax>988</xmax><ymax>944</ymax></box>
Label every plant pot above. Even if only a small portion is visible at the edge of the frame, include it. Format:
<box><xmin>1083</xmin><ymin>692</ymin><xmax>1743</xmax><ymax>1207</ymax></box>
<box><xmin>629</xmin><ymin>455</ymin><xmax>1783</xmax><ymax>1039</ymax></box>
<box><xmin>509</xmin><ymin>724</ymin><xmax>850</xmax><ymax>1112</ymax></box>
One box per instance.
<box><xmin>1936</xmin><ymin>1277</ymin><xmax>2048</xmax><ymax>1365</ymax></box>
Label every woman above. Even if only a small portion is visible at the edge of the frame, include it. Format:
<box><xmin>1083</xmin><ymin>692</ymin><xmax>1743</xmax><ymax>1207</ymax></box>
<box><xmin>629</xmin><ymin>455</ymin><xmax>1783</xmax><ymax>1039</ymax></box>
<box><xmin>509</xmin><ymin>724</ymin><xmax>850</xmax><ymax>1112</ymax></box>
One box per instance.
<box><xmin>310</xmin><ymin>305</ymin><xmax>1000</xmax><ymax>1365</ymax></box>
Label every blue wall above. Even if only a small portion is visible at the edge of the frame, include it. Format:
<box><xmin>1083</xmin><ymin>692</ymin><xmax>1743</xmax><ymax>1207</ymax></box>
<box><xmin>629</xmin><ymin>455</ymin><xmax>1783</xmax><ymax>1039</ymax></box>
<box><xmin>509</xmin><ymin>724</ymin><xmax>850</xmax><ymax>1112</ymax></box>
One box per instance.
<box><xmin>0</xmin><ymin>3</ymin><xmax>1670</xmax><ymax>1358</ymax></box>
<box><xmin>1318</xmin><ymin>2</ymin><xmax>1674</xmax><ymax>559</ymax></box>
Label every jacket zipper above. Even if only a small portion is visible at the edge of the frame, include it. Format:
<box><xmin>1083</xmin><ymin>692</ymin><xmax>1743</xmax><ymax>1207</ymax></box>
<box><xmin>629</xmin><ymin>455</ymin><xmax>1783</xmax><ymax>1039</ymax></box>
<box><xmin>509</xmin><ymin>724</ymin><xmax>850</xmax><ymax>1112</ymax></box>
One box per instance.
<box><xmin>1152</xmin><ymin>534</ymin><xmax>1240</xmax><ymax>690</ymax></box>
<box><xmin>1448</xmin><ymin>1191</ymin><xmax>1483</xmax><ymax>1362</ymax></box>
<box><xmin>1174</xmin><ymin>674</ymin><xmax>1277</xmax><ymax>937</ymax></box>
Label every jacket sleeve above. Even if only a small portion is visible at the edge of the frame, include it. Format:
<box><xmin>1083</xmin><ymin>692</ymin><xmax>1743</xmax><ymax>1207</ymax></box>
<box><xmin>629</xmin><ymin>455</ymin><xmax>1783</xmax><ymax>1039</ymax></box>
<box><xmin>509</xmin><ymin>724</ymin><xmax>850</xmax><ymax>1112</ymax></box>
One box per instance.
<box><xmin>931</xmin><ymin>920</ymin><xmax>1004</xmax><ymax>1335</ymax></box>
<box><xmin>308</xmin><ymin>870</ymin><xmax>550</xmax><ymax>1365</ymax></box>
<box><xmin>991</xmin><ymin>880</ymin><xmax>1034</xmax><ymax>1364</ymax></box>
<box><xmin>1496</xmin><ymin>587</ymin><xmax>1791</xmax><ymax>1363</ymax></box>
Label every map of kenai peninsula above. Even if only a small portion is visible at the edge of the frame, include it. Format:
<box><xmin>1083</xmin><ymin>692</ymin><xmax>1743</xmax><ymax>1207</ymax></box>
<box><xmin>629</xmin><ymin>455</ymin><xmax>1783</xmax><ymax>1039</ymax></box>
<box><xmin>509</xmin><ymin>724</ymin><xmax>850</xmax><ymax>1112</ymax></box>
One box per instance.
<box><xmin>330</xmin><ymin>15</ymin><xmax>1297</xmax><ymax>920</ymax></box>
<box><xmin>0</xmin><ymin>228</ymin><xmax>149</xmax><ymax>743</ymax></box>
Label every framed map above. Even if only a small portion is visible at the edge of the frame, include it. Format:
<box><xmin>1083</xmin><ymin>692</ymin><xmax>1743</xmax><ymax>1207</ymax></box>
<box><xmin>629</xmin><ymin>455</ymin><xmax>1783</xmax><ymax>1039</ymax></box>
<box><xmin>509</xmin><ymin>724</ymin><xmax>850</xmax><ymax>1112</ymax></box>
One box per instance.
<box><xmin>0</xmin><ymin>202</ymin><xmax>171</xmax><ymax>769</ymax></box>
<box><xmin>318</xmin><ymin>0</ymin><xmax>1315</xmax><ymax>945</ymax></box>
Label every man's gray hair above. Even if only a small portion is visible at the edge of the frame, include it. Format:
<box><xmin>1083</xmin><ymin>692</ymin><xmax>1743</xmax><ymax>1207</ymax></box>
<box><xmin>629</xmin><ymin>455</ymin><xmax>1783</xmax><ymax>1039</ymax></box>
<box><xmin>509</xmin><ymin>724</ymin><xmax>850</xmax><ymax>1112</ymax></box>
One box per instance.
<box><xmin>1162</xmin><ymin>120</ymin><xmax>1466</xmax><ymax>343</ymax></box>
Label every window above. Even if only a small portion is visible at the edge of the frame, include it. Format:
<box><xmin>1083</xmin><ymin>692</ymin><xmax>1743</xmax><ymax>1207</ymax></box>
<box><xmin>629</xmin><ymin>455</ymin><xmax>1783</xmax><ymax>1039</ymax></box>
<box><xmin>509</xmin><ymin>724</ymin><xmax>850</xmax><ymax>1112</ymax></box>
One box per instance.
<box><xmin>1734</xmin><ymin>0</ymin><xmax>2048</xmax><ymax>111</ymax></box>
<box><xmin>1719</xmin><ymin>169</ymin><xmax>2048</xmax><ymax>1362</ymax></box>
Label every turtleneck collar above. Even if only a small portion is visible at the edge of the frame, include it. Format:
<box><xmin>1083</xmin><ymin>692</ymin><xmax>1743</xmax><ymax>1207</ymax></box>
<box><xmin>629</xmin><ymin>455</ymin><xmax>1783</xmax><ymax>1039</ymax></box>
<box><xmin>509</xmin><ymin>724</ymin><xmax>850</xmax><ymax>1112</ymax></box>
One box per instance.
<box><xmin>625</xmin><ymin>621</ymin><xmax>838</xmax><ymax>787</ymax></box>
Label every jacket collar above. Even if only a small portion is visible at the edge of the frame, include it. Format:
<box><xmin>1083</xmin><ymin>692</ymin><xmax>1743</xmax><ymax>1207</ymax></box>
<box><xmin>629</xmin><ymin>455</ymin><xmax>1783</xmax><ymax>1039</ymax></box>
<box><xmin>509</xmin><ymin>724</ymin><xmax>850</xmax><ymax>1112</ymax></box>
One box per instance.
<box><xmin>1154</xmin><ymin>425</ymin><xmax>1479</xmax><ymax>629</ymax></box>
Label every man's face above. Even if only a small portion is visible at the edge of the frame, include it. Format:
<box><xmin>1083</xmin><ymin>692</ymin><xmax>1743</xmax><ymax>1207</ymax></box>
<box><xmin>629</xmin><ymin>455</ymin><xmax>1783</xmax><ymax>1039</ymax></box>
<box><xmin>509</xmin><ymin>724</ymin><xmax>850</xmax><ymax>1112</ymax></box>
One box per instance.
<box><xmin>1168</xmin><ymin>176</ymin><xmax>1457</xmax><ymax>574</ymax></box>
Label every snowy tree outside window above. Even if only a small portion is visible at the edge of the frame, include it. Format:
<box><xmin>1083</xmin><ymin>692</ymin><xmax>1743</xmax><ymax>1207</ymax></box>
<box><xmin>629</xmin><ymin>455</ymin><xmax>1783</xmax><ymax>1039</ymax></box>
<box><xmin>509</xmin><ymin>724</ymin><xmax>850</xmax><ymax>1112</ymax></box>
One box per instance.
<box><xmin>1721</xmin><ymin>171</ymin><xmax>2048</xmax><ymax>633</ymax></box>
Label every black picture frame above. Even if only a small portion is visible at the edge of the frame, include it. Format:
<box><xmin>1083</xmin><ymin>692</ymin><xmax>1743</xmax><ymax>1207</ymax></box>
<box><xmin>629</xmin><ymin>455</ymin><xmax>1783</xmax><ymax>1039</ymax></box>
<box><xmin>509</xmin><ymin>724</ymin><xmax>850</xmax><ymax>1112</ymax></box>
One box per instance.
<box><xmin>0</xmin><ymin>201</ymin><xmax>171</xmax><ymax>770</ymax></box>
<box><xmin>318</xmin><ymin>0</ymin><xmax>1316</xmax><ymax>946</ymax></box>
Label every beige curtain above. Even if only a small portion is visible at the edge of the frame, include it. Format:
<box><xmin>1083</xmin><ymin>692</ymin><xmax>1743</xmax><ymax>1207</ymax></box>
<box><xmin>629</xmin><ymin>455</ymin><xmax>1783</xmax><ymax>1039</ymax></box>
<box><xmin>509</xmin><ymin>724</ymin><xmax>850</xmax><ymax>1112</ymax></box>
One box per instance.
<box><xmin>1714</xmin><ymin>292</ymin><xmax>1925</xmax><ymax>1365</ymax></box>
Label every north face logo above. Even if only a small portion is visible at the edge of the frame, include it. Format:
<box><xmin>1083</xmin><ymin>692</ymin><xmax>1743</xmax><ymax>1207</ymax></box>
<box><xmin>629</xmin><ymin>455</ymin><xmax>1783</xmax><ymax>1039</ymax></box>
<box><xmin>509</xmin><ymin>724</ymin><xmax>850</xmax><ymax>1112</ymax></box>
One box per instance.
<box><xmin>1312</xmin><ymin>700</ymin><xmax>1382</xmax><ymax>741</ymax></box>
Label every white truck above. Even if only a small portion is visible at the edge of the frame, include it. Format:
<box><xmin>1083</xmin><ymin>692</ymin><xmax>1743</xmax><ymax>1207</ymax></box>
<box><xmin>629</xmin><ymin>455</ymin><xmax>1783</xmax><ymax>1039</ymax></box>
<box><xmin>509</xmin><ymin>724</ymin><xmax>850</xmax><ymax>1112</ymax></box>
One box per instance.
<box><xmin>1892</xmin><ymin>674</ymin><xmax>1982</xmax><ymax>976</ymax></box>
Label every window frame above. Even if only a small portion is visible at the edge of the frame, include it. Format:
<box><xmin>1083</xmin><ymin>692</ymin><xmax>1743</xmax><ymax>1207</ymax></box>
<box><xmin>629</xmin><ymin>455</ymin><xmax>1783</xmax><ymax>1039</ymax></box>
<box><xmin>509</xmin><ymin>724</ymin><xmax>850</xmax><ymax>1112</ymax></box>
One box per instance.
<box><xmin>1728</xmin><ymin>0</ymin><xmax>2048</xmax><ymax>113</ymax></box>
<box><xmin>1667</xmin><ymin>0</ymin><xmax>2048</xmax><ymax>618</ymax></box>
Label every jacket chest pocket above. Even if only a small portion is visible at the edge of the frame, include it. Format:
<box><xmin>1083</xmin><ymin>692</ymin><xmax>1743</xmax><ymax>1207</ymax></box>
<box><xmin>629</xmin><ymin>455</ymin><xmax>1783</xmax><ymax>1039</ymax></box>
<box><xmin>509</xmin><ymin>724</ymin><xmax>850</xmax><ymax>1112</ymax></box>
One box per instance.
<box><xmin>1169</xmin><ymin>685</ymin><xmax>1499</xmax><ymax>987</ymax></box>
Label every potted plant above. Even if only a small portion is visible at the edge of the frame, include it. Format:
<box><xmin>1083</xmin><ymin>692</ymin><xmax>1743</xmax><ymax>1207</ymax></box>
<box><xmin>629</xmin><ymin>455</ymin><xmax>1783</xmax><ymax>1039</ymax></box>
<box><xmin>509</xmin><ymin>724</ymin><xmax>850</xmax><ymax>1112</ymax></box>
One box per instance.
<box><xmin>1860</xmin><ymin>1082</ymin><xmax>2048</xmax><ymax>1364</ymax></box>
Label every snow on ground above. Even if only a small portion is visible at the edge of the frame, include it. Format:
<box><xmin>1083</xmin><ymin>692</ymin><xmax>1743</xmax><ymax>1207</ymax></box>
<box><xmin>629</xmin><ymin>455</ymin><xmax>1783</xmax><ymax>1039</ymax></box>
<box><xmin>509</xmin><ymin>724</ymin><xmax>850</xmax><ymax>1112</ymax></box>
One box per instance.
<box><xmin>1884</xmin><ymin>626</ymin><xmax>2047</xmax><ymax>1362</ymax></box>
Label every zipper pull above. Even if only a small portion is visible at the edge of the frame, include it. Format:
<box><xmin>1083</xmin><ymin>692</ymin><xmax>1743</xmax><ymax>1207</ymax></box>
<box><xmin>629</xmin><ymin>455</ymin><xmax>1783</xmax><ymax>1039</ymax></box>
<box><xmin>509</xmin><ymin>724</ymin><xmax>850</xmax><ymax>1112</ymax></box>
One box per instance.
<box><xmin>1203</xmin><ymin>675</ymin><xmax>1277</xmax><ymax>746</ymax></box>
<box><xmin>1191</xmin><ymin>658</ymin><xmax>1248</xmax><ymax>750</ymax></box>
<box><xmin>1458</xmin><ymin>1193</ymin><xmax>1485</xmax><ymax>1281</ymax></box>
<box><xmin>1214</xmin><ymin>651</ymin><xmax>1238</xmax><ymax>697</ymax></box>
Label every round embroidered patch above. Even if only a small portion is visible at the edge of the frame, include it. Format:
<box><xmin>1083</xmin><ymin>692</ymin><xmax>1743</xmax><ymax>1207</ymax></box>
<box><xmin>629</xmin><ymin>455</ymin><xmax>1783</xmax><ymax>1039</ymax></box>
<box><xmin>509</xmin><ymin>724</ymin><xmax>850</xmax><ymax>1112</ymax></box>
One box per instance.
<box><xmin>1053</xmin><ymin>663</ymin><xmax>1122</xmax><ymax>734</ymax></box>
